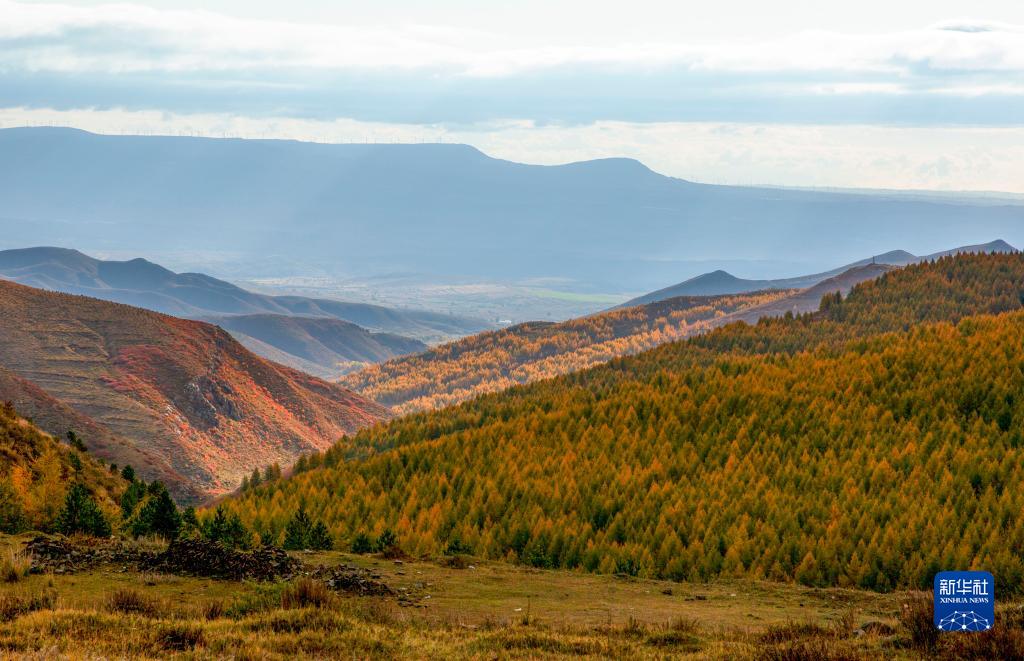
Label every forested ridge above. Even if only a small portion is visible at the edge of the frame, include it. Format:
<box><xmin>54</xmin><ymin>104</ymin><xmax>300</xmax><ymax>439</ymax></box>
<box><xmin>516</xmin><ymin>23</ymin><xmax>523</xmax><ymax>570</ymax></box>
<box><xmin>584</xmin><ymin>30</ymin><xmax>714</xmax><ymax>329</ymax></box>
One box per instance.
<box><xmin>225</xmin><ymin>252</ymin><xmax>1024</xmax><ymax>592</ymax></box>
<box><xmin>341</xmin><ymin>290</ymin><xmax>792</xmax><ymax>413</ymax></box>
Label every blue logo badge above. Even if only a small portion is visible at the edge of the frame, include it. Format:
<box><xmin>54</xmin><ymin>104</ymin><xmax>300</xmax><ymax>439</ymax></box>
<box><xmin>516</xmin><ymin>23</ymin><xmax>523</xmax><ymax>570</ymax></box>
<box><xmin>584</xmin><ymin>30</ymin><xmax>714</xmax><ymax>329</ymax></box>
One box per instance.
<box><xmin>934</xmin><ymin>571</ymin><xmax>994</xmax><ymax>631</ymax></box>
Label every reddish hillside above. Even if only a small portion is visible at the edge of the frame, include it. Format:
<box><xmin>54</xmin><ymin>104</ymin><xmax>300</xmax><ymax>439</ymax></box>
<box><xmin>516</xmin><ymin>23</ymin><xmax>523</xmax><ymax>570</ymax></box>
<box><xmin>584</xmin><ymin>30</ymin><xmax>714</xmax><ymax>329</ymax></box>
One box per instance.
<box><xmin>0</xmin><ymin>280</ymin><xmax>390</xmax><ymax>502</ymax></box>
<box><xmin>0</xmin><ymin>365</ymin><xmax>178</xmax><ymax>492</ymax></box>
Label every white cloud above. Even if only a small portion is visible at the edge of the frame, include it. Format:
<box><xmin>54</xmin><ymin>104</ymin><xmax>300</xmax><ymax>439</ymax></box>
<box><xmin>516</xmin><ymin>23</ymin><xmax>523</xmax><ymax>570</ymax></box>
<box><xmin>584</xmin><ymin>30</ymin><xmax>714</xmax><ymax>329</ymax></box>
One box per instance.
<box><xmin>3</xmin><ymin>106</ymin><xmax>1023</xmax><ymax>193</ymax></box>
<box><xmin>1</xmin><ymin>0</ymin><xmax>1023</xmax><ymax>83</ymax></box>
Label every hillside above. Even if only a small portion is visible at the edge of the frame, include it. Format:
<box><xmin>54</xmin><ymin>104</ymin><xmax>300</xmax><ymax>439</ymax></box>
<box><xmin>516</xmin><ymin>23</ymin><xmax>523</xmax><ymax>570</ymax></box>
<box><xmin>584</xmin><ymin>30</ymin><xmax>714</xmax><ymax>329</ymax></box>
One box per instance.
<box><xmin>0</xmin><ymin>280</ymin><xmax>390</xmax><ymax>502</ymax></box>
<box><xmin>0</xmin><ymin>402</ymin><xmax>125</xmax><ymax>531</ymax></box>
<box><xmin>342</xmin><ymin>264</ymin><xmax>888</xmax><ymax>413</ymax></box>
<box><xmin>621</xmin><ymin>239</ymin><xmax>1016</xmax><ymax>306</ymax></box>
<box><xmin>0</xmin><ymin>366</ymin><xmax>173</xmax><ymax>484</ymax></box>
<box><xmin>225</xmin><ymin>253</ymin><xmax>1024</xmax><ymax>592</ymax></box>
<box><xmin>341</xmin><ymin>289</ymin><xmax>794</xmax><ymax>413</ymax></box>
<box><xmin>3</xmin><ymin>128</ymin><xmax>1024</xmax><ymax>291</ymax></box>
<box><xmin>0</xmin><ymin>247</ymin><xmax>488</xmax><ymax>345</ymax></box>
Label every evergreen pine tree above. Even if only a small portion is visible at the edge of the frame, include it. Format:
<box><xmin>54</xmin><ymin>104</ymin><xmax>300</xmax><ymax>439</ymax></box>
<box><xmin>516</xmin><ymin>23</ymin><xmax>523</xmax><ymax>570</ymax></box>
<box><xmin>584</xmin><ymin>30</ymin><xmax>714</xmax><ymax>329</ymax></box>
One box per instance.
<box><xmin>56</xmin><ymin>484</ymin><xmax>111</xmax><ymax>537</ymax></box>
<box><xmin>351</xmin><ymin>532</ymin><xmax>374</xmax><ymax>554</ymax></box>
<box><xmin>66</xmin><ymin>430</ymin><xmax>87</xmax><ymax>452</ymax></box>
<box><xmin>130</xmin><ymin>483</ymin><xmax>181</xmax><ymax>539</ymax></box>
<box><xmin>283</xmin><ymin>507</ymin><xmax>312</xmax><ymax>550</ymax></box>
<box><xmin>307</xmin><ymin>521</ymin><xmax>333</xmax><ymax>551</ymax></box>
<box><xmin>0</xmin><ymin>480</ymin><xmax>25</xmax><ymax>534</ymax></box>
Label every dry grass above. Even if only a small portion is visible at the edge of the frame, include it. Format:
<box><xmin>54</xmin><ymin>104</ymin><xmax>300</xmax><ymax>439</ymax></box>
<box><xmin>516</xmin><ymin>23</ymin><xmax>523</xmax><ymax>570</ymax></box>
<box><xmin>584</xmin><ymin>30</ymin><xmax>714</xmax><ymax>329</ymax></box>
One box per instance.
<box><xmin>280</xmin><ymin>577</ymin><xmax>334</xmax><ymax>610</ymax></box>
<box><xmin>0</xmin><ymin>589</ymin><xmax>56</xmax><ymax>621</ymax></box>
<box><xmin>898</xmin><ymin>593</ymin><xmax>938</xmax><ymax>654</ymax></box>
<box><xmin>0</xmin><ymin>541</ymin><xmax>967</xmax><ymax>659</ymax></box>
<box><xmin>104</xmin><ymin>588</ymin><xmax>159</xmax><ymax>617</ymax></box>
<box><xmin>1</xmin><ymin>548</ymin><xmax>32</xmax><ymax>583</ymax></box>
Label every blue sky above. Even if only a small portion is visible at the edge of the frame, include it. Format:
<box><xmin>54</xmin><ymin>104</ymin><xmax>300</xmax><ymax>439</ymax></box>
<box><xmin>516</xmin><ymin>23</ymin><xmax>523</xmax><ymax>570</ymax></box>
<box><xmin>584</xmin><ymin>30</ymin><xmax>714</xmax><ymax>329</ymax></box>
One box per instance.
<box><xmin>3</xmin><ymin>0</ymin><xmax>1024</xmax><ymax>191</ymax></box>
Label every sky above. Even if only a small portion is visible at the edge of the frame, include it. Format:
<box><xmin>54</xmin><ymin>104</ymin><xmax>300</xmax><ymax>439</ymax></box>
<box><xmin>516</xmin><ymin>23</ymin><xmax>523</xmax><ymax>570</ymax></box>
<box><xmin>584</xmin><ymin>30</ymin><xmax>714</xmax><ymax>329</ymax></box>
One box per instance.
<box><xmin>3</xmin><ymin>0</ymin><xmax>1024</xmax><ymax>191</ymax></box>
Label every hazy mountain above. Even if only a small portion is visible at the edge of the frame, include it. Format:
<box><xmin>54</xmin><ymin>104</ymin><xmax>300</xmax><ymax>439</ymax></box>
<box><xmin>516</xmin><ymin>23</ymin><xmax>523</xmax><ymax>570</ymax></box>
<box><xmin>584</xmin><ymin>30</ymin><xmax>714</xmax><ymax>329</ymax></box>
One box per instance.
<box><xmin>200</xmin><ymin>314</ymin><xmax>427</xmax><ymax>379</ymax></box>
<box><xmin>0</xmin><ymin>279</ymin><xmax>390</xmax><ymax>502</ymax></box>
<box><xmin>620</xmin><ymin>240</ymin><xmax>1016</xmax><ymax>307</ymax></box>
<box><xmin>2</xmin><ymin>128</ymin><xmax>1023</xmax><ymax>292</ymax></box>
<box><xmin>0</xmin><ymin>246</ymin><xmax>488</xmax><ymax>347</ymax></box>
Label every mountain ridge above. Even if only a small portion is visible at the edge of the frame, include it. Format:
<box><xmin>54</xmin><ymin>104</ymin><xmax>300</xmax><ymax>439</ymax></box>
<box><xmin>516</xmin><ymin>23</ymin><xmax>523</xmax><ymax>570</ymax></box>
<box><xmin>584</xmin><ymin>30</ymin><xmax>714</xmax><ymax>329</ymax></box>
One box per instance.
<box><xmin>620</xmin><ymin>239</ymin><xmax>1017</xmax><ymax>307</ymax></box>
<box><xmin>4</xmin><ymin>127</ymin><xmax>1024</xmax><ymax>290</ymax></box>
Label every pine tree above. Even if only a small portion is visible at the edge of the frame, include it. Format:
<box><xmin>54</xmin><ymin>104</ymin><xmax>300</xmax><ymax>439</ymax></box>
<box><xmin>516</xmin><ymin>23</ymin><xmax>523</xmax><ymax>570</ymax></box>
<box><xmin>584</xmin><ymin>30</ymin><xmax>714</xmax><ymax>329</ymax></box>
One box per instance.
<box><xmin>130</xmin><ymin>483</ymin><xmax>181</xmax><ymax>539</ymax></box>
<box><xmin>181</xmin><ymin>506</ymin><xmax>200</xmax><ymax>533</ymax></box>
<box><xmin>120</xmin><ymin>480</ymin><xmax>146</xmax><ymax>518</ymax></box>
<box><xmin>351</xmin><ymin>532</ymin><xmax>374</xmax><ymax>554</ymax></box>
<box><xmin>376</xmin><ymin>528</ymin><xmax>398</xmax><ymax>552</ymax></box>
<box><xmin>204</xmin><ymin>506</ymin><xmax>229</xmax><ymax>543</ymax></box>
<box><xmin>56</xmin><ymin>484</ymin><xmax>110</xmax><ymax>537</ymax></box>
<box><xmin>0</xmin><ymin>480</ymin><xmax>25</xmax><ymax>534</ymax></box>
<box><xmin>307</xmin><ymin>521</ymin><xmax>333</xmax><ymax>551</ymax></box>
<box><xmin>283</xmin><ymin>507</ymin><xmax>312</xmax><ymax>550</ymax></box>
<box><xmin>66</xmin><ymin>430</ymin><xmax>87</xmax><ymax>452</ymax></box>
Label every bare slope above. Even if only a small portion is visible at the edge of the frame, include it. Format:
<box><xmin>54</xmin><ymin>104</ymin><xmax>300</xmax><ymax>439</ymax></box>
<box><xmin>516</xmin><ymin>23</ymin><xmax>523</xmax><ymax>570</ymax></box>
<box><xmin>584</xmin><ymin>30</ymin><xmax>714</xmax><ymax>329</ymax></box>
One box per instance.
<box><xmin>0</xmin><ymin>280</ymin><xmax>390</xmax><ymax>502</ymax></box>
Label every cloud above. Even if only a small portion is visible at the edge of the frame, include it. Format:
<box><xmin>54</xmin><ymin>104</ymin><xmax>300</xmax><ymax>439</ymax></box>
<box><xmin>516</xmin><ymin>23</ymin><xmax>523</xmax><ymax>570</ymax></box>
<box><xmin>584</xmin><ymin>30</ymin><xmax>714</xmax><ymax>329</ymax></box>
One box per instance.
<box><xmin>2</xmin><ymin>106</ymin><xmax>1022</xmax><ymax>194</ymax></box>
<box><xmin>2</xmin><ymin>1</ymin><xmax>1023</xmax><ymax>79</ymax></box>
<box><xmin>1</xmin><ymin>2</ymin><xmax>1022</xmax><ymax>128</ymax></box>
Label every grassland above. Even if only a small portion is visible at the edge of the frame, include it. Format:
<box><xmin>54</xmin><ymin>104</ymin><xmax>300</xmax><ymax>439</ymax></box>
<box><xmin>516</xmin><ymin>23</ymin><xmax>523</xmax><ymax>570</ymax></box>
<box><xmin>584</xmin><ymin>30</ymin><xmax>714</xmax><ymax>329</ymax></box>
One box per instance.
<box><xmin>3</xmin><ymin>533</ymin><xmax>1021</xmax><ymax>659</ymax></box>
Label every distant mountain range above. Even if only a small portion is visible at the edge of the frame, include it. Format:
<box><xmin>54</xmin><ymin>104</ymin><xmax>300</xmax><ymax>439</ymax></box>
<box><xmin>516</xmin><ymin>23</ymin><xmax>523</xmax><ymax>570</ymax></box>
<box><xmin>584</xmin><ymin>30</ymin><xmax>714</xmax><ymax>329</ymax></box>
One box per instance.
<box><xmin>620</xmin><ymin>240</ymin><xmax>1017</xmax><ymax>307</ymax></box>
<box><xmin>2</xmin><ymin>128</ymin><xmax>1023</xmax><ymax>291</ymax></box>
<box><xmin>0</xmin><ymin>246</ymin><xmax>484</xmax><ymax>377</ymax></box>
<box><xmin>0</xmin><ymin>279</ymin><xmax>390</xmax><ymax>502</ymax></box>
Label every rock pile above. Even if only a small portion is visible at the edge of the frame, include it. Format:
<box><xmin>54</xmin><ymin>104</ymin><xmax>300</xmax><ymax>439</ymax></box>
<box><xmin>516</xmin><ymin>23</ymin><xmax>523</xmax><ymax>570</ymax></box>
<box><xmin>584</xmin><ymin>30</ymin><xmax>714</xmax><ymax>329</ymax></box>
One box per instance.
<box><xmin>308</xmin><ymin>563</ymin><xmax>392</xmax><ymax>597</ymax></box>
<box><xmin>25</xmin><ymin>536</ymin><xmax>398</xmax><ymax>600</ymax></box>
<box><xmin>26</xmin><ymin>535</ymin><xmax>150</xmax><ymax>574</ymax></box>
<box><xmin>145</xmin><ymin>539</ymin><xmax>304</xmax><ymax>580</ymax></box>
